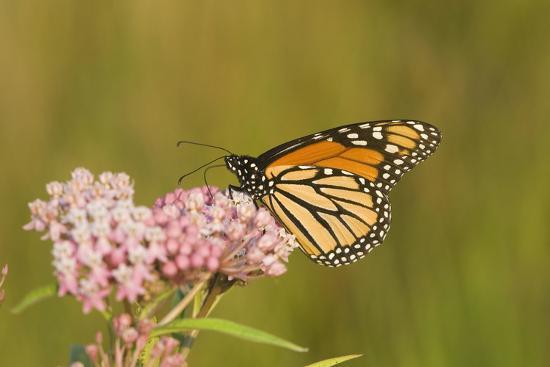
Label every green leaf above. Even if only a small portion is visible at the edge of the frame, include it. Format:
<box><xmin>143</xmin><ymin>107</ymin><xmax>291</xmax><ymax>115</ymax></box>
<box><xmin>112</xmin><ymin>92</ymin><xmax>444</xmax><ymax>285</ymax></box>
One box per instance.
<box><xmin>11</xmin><ymin>283</ymin><xmax>56</xmax><ymax>314</ymax></box>
<box><xmin>69</xmin><ymin>344</ymin><xmax>93</xmax><ymax>367</ymax></box>
<box><xmin>304</xmin><ymin>354</ymin><xmax>363</xmax><ymax>367</ymax></box>
<box><xmin>152</xmin><ymin>317</ymin><xmax>308</xmax><ymax>352</ymax></box>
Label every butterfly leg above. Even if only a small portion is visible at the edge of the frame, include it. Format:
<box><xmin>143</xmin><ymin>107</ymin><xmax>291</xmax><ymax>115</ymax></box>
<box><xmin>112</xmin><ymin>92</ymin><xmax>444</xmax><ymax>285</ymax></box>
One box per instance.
<box><xmin>227</xmin><ymin>185</ymin><xmax>242</xmax><ymax>200</ymax></box>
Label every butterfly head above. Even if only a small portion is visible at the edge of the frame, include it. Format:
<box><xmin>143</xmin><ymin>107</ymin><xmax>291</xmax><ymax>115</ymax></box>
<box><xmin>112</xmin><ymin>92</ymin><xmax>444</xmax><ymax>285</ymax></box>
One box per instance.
<box><xmin>224</xmin><ymin>155</ymin><xmax>267</xmax><ymax>199</ymax></box>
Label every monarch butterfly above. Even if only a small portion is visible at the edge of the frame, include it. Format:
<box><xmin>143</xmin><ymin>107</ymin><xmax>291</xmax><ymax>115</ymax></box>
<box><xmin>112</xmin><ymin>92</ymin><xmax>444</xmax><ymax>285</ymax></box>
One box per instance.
<box><xmin>224</xmin><ymin>120</ymin><xmax>441</xmax><ymax>267</ymax></box>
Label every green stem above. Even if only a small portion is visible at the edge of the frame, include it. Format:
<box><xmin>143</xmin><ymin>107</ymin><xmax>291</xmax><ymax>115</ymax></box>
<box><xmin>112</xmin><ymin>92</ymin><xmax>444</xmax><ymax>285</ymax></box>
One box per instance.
<box><xmin>157</xmin><ymin>274</ymin><xmax>211</xmax><ymax>326</ymax></box>
<box><xmin>180</xmin><ymin>273</ymin><xmax>236</xmax><ymax>359</ymax></box>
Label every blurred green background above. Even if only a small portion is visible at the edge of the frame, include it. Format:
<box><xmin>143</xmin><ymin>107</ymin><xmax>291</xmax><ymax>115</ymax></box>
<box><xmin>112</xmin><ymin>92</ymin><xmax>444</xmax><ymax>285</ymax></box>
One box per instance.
<box><xmin>1</xmin><ymin>1</ymin><xmax>549</xmax><ymax>366</ymax></box>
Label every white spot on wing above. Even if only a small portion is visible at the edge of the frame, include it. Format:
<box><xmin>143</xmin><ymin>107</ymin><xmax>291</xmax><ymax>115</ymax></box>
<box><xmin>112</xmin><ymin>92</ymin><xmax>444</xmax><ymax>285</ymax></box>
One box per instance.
<box><xmin>385</xmin><ymin>144</ymin><xmax>399</xmax><ymax>153</ymax></box>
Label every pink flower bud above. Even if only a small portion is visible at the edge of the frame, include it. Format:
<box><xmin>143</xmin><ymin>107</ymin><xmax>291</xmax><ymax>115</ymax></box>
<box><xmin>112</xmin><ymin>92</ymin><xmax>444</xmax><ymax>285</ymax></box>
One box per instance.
<box><xmin>237</xmin><ymin>203</ymin><xmax>256</xmax><ymax>221</ymax></box>
<box><xmin>174</xmin><ymin>188</ymin><xmax>184</xmax><ymax>199</ymax></box>
<box><xmin>95</xmin><ymin>237</ymin><xmax>112</xmax><ymax>255</ymax></box>
<box><xmin>185</xmin><ymin>224</ymin><xmax>198</xmax><ymax>237</ymax></box>
<box><xmin>178</xmin><ymin>216</ymin><xmax>190</xmax><ymax>227</ymax></box>
<box><xmin>257</xmin><ymin>234</ymin><xmax>277</xmax><ymax>252</ymax></box>
<box><xmin>266</xmin><ymin>262</ymin><xmax>287</xmax><ymax>277</ymax></box>
<box><xmin>262</xmin><ymin>254</ymin><xmax>277</xmax><ymax>267</ymax></box>
<box><xmin>122</xmin><ymin>327</ymin><xmax>138</xmax><ymax>345</ymax></box>
<box><xmin>210</xmin><ymin>244</ymin><xmax>223</xmax><ymax>257</ymax></box>
<box><xmin>162</xmin><ymin>204</ymin><xmax>180</xmax><ymax>219</ymax></box>
<box><xmin>162</xmin><ymin>261</ymin><xmax>178</xmax><ymax>277</ymax></box>
<box><xmin>108</xmin><ymin>248</ymin><xmax>126</xmax><ymax>267</ymax></box>
<box><xmin>211</xmin><ymin>206</ymin><xmax>226</xmax><ymax>221</ymax></box>
<box><xmin>1</xmin><ymin>264</ymin><xmax>7</xmax><ymax>276</ymax></box>
<box><xmin>254</xmin><ymin>209</ymin><xmax>273</xmax><ymax>227</ymax></box>
<box><xmin>179</xmin><ymin>242</ymin><xmax>192</xmax><ymax>255</ymax></box>
<box><xmin>46</xmin><ymin>181</ymin><xmax>64</xmax><ymax>197</ymax></box>
<box><xmin>196</xmin><ymin>244</ymin><xmax>210</xmax><ymax>258</ymax></box>
<box><xmin>190</xmin><ymin>254</ymin><xmax>204</xmax><ymax>268</ymax></box>
<box><xmin>246</xmin><ymin>247</ymin><xmax>265</xmax><ymax>263</ymax></box>
<box><xmin>187</xmin><ymin>191</ymin><xmax>205</xmax><ymax>211</ymax></box>
<box><xmin>166</xmin><ymin>221</ymin><xmax>182</xmax><ymax>238</ymax></box>
<box><xmin>164</xmin><ymin>192</ymin><xmax>176</xmax><ymax>204</ymax></box>
<box><xmin>206</xmin><ymin>257</ymin><xmax>219</xmax><ymax>272</ymax></box>
<box><xmin>110</xmin><ymin>228</ymin><xmax>126</xmax><ymax>243</ymax></box>
<box><xmin>163</xmin><ymin>337</ymin><xmax>180</xmax><ymax>354</ymax></box>
<box><xmin>153</xmin><ymin>209</ymin><xmax>168</xmax><ymax>224</ymax></box>
<box><xmin>113</xmin><ymin>313</ymin><xmax>132</xmax><ymax>335</ymax></box>
<box><xmin>175</xmin><ymin>255</ymin><xmax>190</xmax><ymax>270</ymax></box>
<box><xmin>166</xmin><ymin>239</ymin><xmax>180</xmax><ymax>254</ymax></box>
<box><xmin>138</xmin><ymin>319</ymin><xmax>154</xmax><ymax>336</ymax></box>
<box><xmin>162</xmin><ymin>354</ymin><xmax>186</xmax><ymax>367</ymax></box>
<box><xmin>151</xmin><ymin>340</ymin><xmax>165</xmax><ymax>358</ymax></box>
<box><xmin>144</xmin><ymin>215</ymin><xmax>156</xmax><ymax>226</ymax></box>
<box><xmin>85</xmin><ymin>344</ymin><xmax>98</xmax><ymax>363</ymax></box>
<box><xmin>227</xmin><ymin>222</ymin><xmax>245</xmax><ymax>241</ymax></box>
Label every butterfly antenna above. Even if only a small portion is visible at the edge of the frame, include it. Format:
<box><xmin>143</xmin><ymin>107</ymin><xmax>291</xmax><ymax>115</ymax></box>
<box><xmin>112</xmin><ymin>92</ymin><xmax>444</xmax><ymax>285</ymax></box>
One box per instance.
<box><xmin>203</xmin><ymin>164</ymin><xmax>225</xmax><ymax>199</ymax></box>
<box><xmin>177</xmin><ymin>140</ymin><xmax>234</xmax><ymax>156</ymax></box>
<box><xmin>178</xmin><ymin>156</ymin><xmax>226</xmax><ymax>185</ymax></box>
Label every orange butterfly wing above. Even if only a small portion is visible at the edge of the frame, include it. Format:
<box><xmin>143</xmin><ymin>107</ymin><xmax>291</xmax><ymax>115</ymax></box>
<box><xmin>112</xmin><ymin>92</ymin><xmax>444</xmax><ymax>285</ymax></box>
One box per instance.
<box><xmin>262</xmin><ymin>120</ymin><xmax>440</xmax><ymax>193</ymax></box>
<box><xmin>255</xmin><ymin>120</ymin><xmax>441</xmax><ymax>266</ymax></box>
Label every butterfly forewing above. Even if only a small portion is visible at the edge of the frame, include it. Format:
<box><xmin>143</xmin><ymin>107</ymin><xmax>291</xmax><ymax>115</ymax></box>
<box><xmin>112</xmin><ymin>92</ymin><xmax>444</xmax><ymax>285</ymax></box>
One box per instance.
<box><xmin>259</xmin><ymin>120</ymin><xmax>441</xmax><ymax>194</ymax></box>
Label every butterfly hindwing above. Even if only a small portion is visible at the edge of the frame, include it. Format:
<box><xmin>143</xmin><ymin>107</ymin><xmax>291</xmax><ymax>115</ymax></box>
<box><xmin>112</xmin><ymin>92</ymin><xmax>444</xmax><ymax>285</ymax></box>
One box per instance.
<box><xmin>261</xmin><ymin>166</ymin><xmax>391</xmax><ymax>267</ymax></box>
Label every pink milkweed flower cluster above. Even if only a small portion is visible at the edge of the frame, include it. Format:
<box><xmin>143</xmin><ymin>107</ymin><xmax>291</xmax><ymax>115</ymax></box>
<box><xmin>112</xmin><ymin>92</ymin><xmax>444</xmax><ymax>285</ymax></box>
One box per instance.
<box><xmin>81</xmin><ymin>314</ymin><xmax>186</xmax><ymax>367</ymax></box>
<box><xmin>24</xmin><ymin>168</ymin><xmax>297</xmax><ymax>313</ymax></box>
<box><xmin>153</xmin><ymin>187</ymin><xmax>298</xmax><ymax>281</ymax></box>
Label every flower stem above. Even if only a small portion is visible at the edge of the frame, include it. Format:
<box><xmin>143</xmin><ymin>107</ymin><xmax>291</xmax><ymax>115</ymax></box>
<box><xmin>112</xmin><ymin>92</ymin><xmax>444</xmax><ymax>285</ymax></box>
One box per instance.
<box><xmin>180</xmin><ymin>273</ymin><xmax>236</xmax><ymax>359</ymax></box>
<box><xmin>157</xmin><ymin>274</ymin><xmax>210</xmax><ymax>326</ymax></box>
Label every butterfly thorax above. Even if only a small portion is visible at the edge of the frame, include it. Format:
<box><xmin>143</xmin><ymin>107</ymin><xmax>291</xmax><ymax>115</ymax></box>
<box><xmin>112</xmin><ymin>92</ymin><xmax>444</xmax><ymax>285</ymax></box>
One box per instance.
<box><xmin>224</xmin><ymin>155</ymin><xmax>271</xmax><ymax>199</ymax></box>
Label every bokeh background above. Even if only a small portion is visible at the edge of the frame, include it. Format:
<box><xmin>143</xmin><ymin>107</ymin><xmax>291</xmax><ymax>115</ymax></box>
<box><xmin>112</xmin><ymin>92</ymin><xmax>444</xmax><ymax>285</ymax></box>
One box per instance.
<box><xmin>1</xmin><ymin>1</ymin><xmax>549</xmax><ymax>366</ymax></box>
